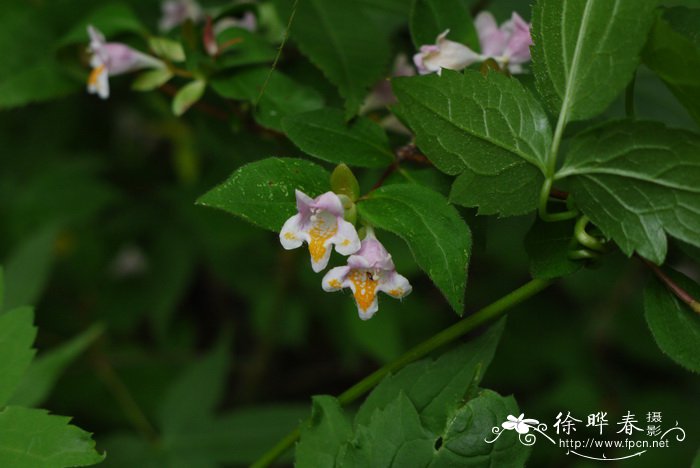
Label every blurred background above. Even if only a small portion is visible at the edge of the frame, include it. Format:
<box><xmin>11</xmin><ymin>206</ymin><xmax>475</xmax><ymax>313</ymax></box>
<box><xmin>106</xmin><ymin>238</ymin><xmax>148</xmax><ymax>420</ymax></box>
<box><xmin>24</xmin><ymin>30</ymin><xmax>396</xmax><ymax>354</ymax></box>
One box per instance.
<box><xmin>0</xmin><ymin>0</ymin><xmax>698</xmax><ymax>466</ymax></box>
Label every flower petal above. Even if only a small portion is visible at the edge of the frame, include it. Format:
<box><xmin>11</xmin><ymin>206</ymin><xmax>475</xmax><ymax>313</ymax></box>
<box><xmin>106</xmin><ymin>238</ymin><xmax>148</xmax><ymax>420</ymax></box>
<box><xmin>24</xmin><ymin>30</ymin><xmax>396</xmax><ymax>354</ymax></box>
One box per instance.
<box><xmin>312</xmin><ymin>192</ymin><xmax>344</xmax><ymax>217</ymax></box>
<box><xmin>307</xmin><ymin>211</ymin><xmax>338</xmax><ymax>272</ymax></box>
<box><xmin>475</xmin><ymin>12</ymin><xmax>506</xmax><ymax>57</ymax></box>
<box><xmin>378</xmin><ymin>270</ymin><xmax>412</xmax><ymax>299</ymax></box>
<box><xmin>87</xmin><ymin>64</ymin><xmax>110</xmax><ymax>99</ymax></box>
<box><xmin>322</xmin><ymin>266</ymin><xmax>351</xmax><ymax>291</ymax></box>
<box><xmin>279</xmin><ymin>213</ymin><xmax>306</xmax><ymax>250</ymax></box>
<box><xmin>333</xmin><ymin>219</ymin><xmax>361</xmax><ymax>256</ymax></box>
<box><xmin>347</xmin><ymin>269</ymin><xmax>379</xmax><ymax>316</ymax></box>
<box><xmin>423</xmin><ymin>37</ymin><xmax>480</xmax><ymax>74</ymax></box>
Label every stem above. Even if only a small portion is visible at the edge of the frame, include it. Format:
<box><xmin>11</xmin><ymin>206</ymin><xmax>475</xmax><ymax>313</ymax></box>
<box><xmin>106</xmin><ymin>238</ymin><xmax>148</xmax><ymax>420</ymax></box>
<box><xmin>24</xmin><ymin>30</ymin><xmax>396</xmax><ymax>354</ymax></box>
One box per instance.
<box><xmin>639</xmin><ymin>257</ymin><xmax>700</xmax><ymax>314</ymax></box>
<box><xmin>538</xmin><ymin>179</ymin><xmax>578</xmax><ymax>222</ymax></box>
<box><xmin>574</xmin><ymin>215</ymin><xmax>607</xmax><ymax>252</ymax></box>
<box><xmin>251</xmin><ymin>278</ymin><xmax>552</xmax><ymax>467</ymax></box>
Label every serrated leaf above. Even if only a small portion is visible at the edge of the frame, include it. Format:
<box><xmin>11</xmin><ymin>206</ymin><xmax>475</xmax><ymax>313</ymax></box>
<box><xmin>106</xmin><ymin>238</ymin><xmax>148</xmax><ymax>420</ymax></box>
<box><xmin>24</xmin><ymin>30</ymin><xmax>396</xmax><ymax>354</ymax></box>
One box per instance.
<box><xmin>0</xmin><ymin>307</ymin><xmax>36</xmax><ymax>407</ymax></box>
<box><xmin>58</xmin><ymin>2</ymin><xmax>145</xmax><ymax>46</ymax></box>
<box><xmin>643</xmin><ymin>270</ymin><xmax>700</xmax><ymax>373</ymax></box>
<box><xmin>282</xmin><ymin>108</ymin><xmax>394</xmax><ymax>168</ymax></box>
<box><xmin>215</xmin><ymin>28</ymin><xmax>277</xmax><ymax>69</ymax></box>
<box><xmin>197</xmin><ymin>157</ymin><xmax>329</xmax><ymax>232</ymax></box>
<box><xmin>531</xmin><ymin>0</ymin><xmax>658</xmax><ymax>122</ymax></box>
<box><xmin>358</xmin><ymin>184</ymin><xmax>471</xmax><ymax>313</ymax></box>
<box><xmin>356</xmin><ymin>320</ymin><xmax>504</xmax><ymax>433</ymax></box>
<box><xmin>296</xmin><ymin>396</ymin><xmax>352</xmax><ymax>468</ymax></box>
<box><xmin>0</xmin><ymin>406</ymin><xmax>104</xmax><ymax>467</ymax></box>
<box><xmin>557</xmin><ymin>121</ymin><xmax>700</xmax><ymax>264</ymax></box>
<box><xmin>149</xmin><ymin>37</ymin><xmax>186</xmax><ymax>62</ymax></box>
<box><xmin>642</xmin><ymin>6</ymin><xmax>700</xmax><ymax>126</ymax></box>
<box><xmin>211</xmin><ymin>68</ymin><xmax>324</xmax><ymax>131</ymax></box>
<box><xmin>392</xmin><ymin>70</ymin><xmax>550</xmax><ymax>216</ymax></box>
<box><xmin>172</xmin><ymin>80</ymin><xmax>206</xmax><ymax>116</ymax></box>
<box><xmin>159</xmin><ymin>339</ymin><xmax>230</xmax><ymax>433</ymax></box>
<box><xmin>132</xmin><ymin>68</ymin><xmax>173</xmax><ymax>91</ymax></box>
<box><xmin>410</xmin><ymin>0</ymin><xmax>477</xmax><ymax>50</ymax></box>
<box><xmin>524</xmin><ymin>219</ymin><xmax>581</xmax><ymax>279</ymax></box>
<box><xmin>9</xmin><ymin>325</ymin><xmax>103</xmax><ymax>408</ymax></box>
<box><xmin>276</xmin><ymin>0</ymin><xmax>391</xmax><ymax>117</ymax></box>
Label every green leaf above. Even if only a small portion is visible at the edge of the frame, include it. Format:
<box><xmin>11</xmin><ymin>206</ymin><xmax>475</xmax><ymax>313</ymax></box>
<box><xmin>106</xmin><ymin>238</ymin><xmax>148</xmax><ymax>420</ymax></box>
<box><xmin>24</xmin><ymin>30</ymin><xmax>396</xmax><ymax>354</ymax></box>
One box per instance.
<box><xmin>557</xmin><ymin>121</ymin><xmax>700</xmax><ymax>264</ymax></box>
<box><xmin>410</xmin><ymin>0</ymin><xmax>477</xmax><ymax>50</ymax></box>
<box><xmin>159</xmin><ymin>339</ymin><xmax>230</xmax><ymax>433</ymax></box>
<box><xmin>276</xmin><ymin>0</ymin><xmax>391</xmax><ymax>117</ymax></box>
<box><xmin>2</xmin><ymin>227</ymin><xmax>57</xmax><ymax>311</ymax></box>
<box><xmin>282</xmin><ymin>108</ymin><xmax>395</xmax><ymax>168</ymax></box>
<box><xmin>131</xmin><ymin>68</ymin><xmax>174</xmax><ymax>91</ymax></box>
<box><xmin>215</xmin><ymin>28</ymin><xmax>277</xmax><ymax>69</ymax></box>
<box><xmin>0</xmin><ymin>406</ymin><xmax>104</xmax><ymax>467</ymax></box>
<box><xmin>643</xmin><ymin>270</ymin><xmax>700</xmax><ymax>373</ymax></box>
<box><xmin>296</xmin><ymin>396</ymin><xmax>352</xmax><ymax>468</ymax></box>
<box><xmin>172</xmin><ymin>80</ymin><xmax>206</xmax><ymax>116</ymax></box>
<box><xmin>430</xmin><ymin>389</ymin><xmax>531</xmax><ymax>467</ymax></box>
<box><xmin>197</xmin><ymin>158</ymin><xmax>329</xmax><ymax>232</ymax></box>
<box><xmin>531</xmin><ymin>0</ymin><xmax>658</xmax><ymax>122</ymax></box>
<box><xmin>9</xmin><ymin>325</ymin><xmax>103</xmax><ymax>408</ymax></box>
<box><xmin>0</xmin><ymin>307</ymin><xmax>36</xmax><ymax>407</ymax></box>
<box><xmin>524</xmin><ymin>219</ymin><xmax>581</xmax><ymax>279</ymax></box>
<box><xmin>642</xmin><ymin>7</ymin><xmax>700</xmax><ymax>126</ymax></box>
<box><xmin>148</xmin><ymin>37</ymin><xmax>186</xmax><ymax>62</ymax></box>
<box><xmin>58</xmin><ymin>2</ymin><xmax>145</xmax><ymax>46</ymax></box>
<box><xmin>392</xmin><ymin>70</ymin><xmax>550</xmax><ymax>216</ymax></box>
<box><xmin>358</xmin><ymin>184</ymin><xmax>471</xmax><ymax>313</ymax></box>
<box><xmin>356</xmin><ymin>320</ymin><xmax>504</xmax><ymax>433</ymax></box>
<box><xmin>211</xmin><ymin>68</ymin><xmax>324</xmax><ymax>131</ymax></box>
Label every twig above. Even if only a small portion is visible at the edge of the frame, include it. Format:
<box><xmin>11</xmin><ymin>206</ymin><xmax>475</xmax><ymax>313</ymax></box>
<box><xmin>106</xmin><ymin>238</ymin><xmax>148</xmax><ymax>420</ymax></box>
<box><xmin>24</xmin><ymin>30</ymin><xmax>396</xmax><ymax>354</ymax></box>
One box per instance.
<box><xmin>639</xmin><ymin>256</ymin><xmax>700</xmax><ymax>314</ymax></box>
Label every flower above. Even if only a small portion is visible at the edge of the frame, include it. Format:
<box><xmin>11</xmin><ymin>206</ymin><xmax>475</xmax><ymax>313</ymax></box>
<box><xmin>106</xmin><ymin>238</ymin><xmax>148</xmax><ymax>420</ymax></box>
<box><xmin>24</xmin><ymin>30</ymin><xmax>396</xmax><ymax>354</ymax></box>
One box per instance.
<box><xmin>362</xmin><ymin>54</ymin><xmax>415</xmax><ymax>113</ymax></box>
<box><xmin>322</xmin><ymin>229</ymin><xmax>412</xmax><ymax>320</ymax></box>
<box><xmin>213</xmin><ymin>11</ymin><xmax>258</xmax><ymax>35</ymax></box>
<box><xmin>87</xmin><ymin>26</ymin><xmax>165</xmax><ymax>99</ymax></box>
<box><xmin>502</xmin><ymin>414</ymin><xmax>539</xmax><ymax>434</ymax></box>
<box><xmin>159</xmin><ymin>0</ymin><xmax>203</xmax><ymax>32</ymax></box>
<box><xmin>279</xmin><ymin>190</ymin><xmax>361</xmax><ymax>272</ymax></box>
<box><xmin>413</xmin><ymin>11</ymin><xmax>532</xmax><ymax>75</ymax></box>
<box><xmin>413</xmin><ymin>30</ymin><xmax>480</xmax><ymax>75</ymax></box>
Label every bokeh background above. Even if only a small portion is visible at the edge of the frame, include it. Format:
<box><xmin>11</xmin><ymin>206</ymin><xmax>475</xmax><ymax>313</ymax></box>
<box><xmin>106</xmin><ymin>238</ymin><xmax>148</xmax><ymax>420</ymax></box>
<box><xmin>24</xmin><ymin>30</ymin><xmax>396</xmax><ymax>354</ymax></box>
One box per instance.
<box><xmin>0</xmin><ymin>0</ymin><xmax>698</xmax><ymax>466</ymax></box>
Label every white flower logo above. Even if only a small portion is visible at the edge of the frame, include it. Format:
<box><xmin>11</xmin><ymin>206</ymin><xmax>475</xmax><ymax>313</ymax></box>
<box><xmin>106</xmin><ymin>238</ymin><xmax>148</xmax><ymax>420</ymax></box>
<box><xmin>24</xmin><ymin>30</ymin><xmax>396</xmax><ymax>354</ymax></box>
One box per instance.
<box><xmin>502</xmin><ymin>414</ymin><xmax>540</xmax><ymax>434</ymax></box>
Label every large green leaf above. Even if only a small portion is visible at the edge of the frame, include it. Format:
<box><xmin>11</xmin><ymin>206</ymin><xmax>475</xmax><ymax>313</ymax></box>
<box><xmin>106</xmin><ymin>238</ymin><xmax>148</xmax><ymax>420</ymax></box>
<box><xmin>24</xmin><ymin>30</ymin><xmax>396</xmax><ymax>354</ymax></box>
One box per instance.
<box><xmin>557</xmin><ymin>121</ymin><xmax>700</xmax><ymax>264</ymax></box>
<box><xmin>215</xmin><ymin>28</ymin><xmax>277</xmax><ymax>69</ymax></box>
<box><xmin>211</xmin><ymin>68</ymin><xmax>324</xmax><ymax>131</ymax></box>
<box><xmin>644</xmin><ymin>270</ymin><xmax>700</xmax><ymax>373</ymax></box>
<box><xmin>524</xmin><ymin>219</ymin><xmax>581</xmax><ymax>279</ymax></box>
<box><xmin>9</xmin><ymin>325</ymin><xmax>103</xmax><ymax>408</ymax></box>
<box><xmin>358</xmin><ymin>184</ymin><xmax>472</xmax><ymax>314</ymax></box>
<box><xmin>410</xmin><ymin>0</ymin><xmax>477</xmax><ymax>49</ymax></box>
<box><xmin>0</xmin><ymin>406</ymin><xmax>104</xmax><ymax>467</ymax></box>
<box><xmin>392</xmin><ymin>70</ymin><xmax>551</xmax><ymax>216</ymax></box>
<box><xmin>282</xmin><ymin>108</ymin><xmax>394</xmax><ymax>168</ymax></box>
<box><xmin>642</xmin><ymin>7</ymin><xmax>700</xmax><ymax>126</ymax></box>
<box><xmin>276</xmin><ymin>0</ymin><xmax>391</xmax><ymax>117</ymax></box>
<box><xmin>58</xmin><ymin>3</ymin><xmax>145</xmax><ymax>46</ymax></box>
<box><xmin>0</xmin><ymin>307</ymin><xmax>36</xmax><ymax>407</ymax></box>
<box><xmin>531</xmin><ymin>0</ymin><xmax>658</xmax><ymax>122</ymax></box>
<box><xmin>197</xmin><ymin>158</ymin><xmax>329</xmax><ymax>232</ymax></box>
<box><xmin>296</xmin><ymin>396</ymin><xmax>352</xmax><ymax>468</ymax></box>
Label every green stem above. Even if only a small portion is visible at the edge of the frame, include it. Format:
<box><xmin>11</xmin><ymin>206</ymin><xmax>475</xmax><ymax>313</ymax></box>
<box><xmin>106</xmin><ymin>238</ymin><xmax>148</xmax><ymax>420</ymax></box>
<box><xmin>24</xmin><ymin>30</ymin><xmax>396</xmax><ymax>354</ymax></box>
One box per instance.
<box><xmin>574</xmin><ymin>215</ymin><xmax>607</xmax><ymax>252</ymax></box>
<box><xmin>538</xmin><ymin>179</ymin><xmax>578</xmax><ymax>222</ymax></box>
<box><xmin>251</xmin><ymin>278</ymin><xmax>552</xmax><ymax>468</ymax></box>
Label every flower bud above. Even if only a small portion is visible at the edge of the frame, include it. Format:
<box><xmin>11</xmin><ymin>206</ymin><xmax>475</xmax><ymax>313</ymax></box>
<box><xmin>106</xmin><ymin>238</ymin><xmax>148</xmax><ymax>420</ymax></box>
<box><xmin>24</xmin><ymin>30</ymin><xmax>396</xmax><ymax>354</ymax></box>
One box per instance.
<box><xmin>330</xmin><ymin>164</ymin><xmax>361</xmax><ymax>201</ymax></box>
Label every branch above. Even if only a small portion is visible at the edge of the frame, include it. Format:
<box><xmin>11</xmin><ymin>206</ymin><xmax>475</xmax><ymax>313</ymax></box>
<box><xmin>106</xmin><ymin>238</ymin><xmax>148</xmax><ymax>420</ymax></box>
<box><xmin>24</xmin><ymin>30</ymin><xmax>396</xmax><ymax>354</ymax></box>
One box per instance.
<box><xmin>639</xmin><ymin>256</ymin><xmax>700</xmax><ymax>314</ymax></box>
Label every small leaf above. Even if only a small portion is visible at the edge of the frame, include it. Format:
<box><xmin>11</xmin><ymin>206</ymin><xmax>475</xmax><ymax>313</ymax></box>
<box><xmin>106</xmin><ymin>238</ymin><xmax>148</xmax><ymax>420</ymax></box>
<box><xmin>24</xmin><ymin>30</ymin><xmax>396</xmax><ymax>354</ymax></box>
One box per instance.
<box><xmin>643</xmin><ymin>270</ymin><xmax>700</xmax><ymax>373</ymax></box>
<box><xmin>532</xmin><ymin>0</ymin><xmax>658</xmax><ymax>122</ymax></box>
<box><xmin>211</xmin><ymin>68</ymin><xmax>324</xmax><ymax>131</ymax></box>
<box><xmin>642</xmin><ymin>6</ymin><xmax>700</xmax><ymax>126</ymax></box>
<box><xmin>197</xmin><ymin>158</ymin><xmax>329</xmax><ymax>232</ymax></box>
<box><xmin>148</xmin><ymin>37</ymin><xmax>186</xmax><ymax>62</ymax></box>
<box><xmin>172</xmin><ymin>80</ymin><xmax>206</xmax><ymax>116</ymax></box>
<box><xmin>410</xmin><ymin>0</ymin><xmax>477</xmax><ymax>50</ymax></box>
<box><xmin>132</xmin><ymin>68</ymin><xmax>173</xmax><ymax>91</ymax></box>
<box><xmin>0</xmin><ymin>307</ymin><xmax>36</xmax><ymax>407</ymax></box>
<box><xmin>274</xmin><ymin>0</ymin><xmax>391</xmax><ymax>117</ymax></box>
<box><xmin>0</xmin><ymin>406</ymin><xmax>104</xmax><ymax>467</ymax></box>
<box><xmin>215</xmin><ymin>28</ymin><xmax>277</xmax><ymax>69</ymax></box>
<box><xmin>9</xmin><ymin>324</ymin><xmax>103</xmax><ymax>408</ymax></box>
<box><xmin>524</xmin><ymin>219</ymin><xmax>581</xmax><ymax>279</ymax></box>
<box><xmin>282</xmin><ymin>108</ymin><xmax>395</xmax><ymax>168</ymax></box>
<box><xmin>358</xmin><ymin>184</ymin><xmax>471</xmax><ymax>313</ymax></box>
<box><xmin>393</xmin><ymin>70</ymin><xmax>550</xmax><ymax>216</ymax></box>
<box><xmin>296</xmin><ymin>396</ymin><xmax>352</xmax><ymax>468</ymax></box>
<box><xmin>557</xmin><ymin>121</ymin><xmax>700</xmax><ymax>264</ymax></box>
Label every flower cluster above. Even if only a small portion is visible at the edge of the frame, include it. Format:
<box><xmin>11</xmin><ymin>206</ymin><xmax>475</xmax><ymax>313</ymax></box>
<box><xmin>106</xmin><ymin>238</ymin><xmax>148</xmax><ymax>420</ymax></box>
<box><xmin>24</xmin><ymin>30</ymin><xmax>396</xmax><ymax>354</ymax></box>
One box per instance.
<box><xmin>414</xmin><ymin>11</ymin><xmax>532</xmax><ymax>75</ymax></box>
<box><xmin>279</xmin><ymin>190</ymin><xmax>411</xmax><ymax>320</ymax></box>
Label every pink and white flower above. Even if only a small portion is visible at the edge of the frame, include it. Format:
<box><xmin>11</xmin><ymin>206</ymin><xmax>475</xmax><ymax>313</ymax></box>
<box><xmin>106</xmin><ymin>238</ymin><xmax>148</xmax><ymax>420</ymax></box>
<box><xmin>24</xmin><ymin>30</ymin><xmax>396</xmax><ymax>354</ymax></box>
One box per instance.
<box><xmin>279</xmin><ymin>190</ymin><xmax>361</xmax><ymax>273</ymax></box>
<box><xmin>413</xmin><ymin>11</ymin><xmax>532</xmax><ymax>75</ymax></box>
<box><xmin>87</xmin><ymin>25</ymin><xmax>165</xmax><ymax>99</ymax></box>
<box><xmin>213</xmin><ymin>11</ymin><xmax>258</xmax><ymax>35</ymax></box>
<box><xmin>322</xmin><ymin>229</ymin><xmax>412</xmax><ymax>320</ymax></box>
<box><xmin>159</xmin><ymin>0</ymin><xmax>204</xmax><ymax>32</ymax></box>
<box><xmin>502</xmin><ymin>414</ymin><xmax>540</xmax><ymax>434</ymax></box>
